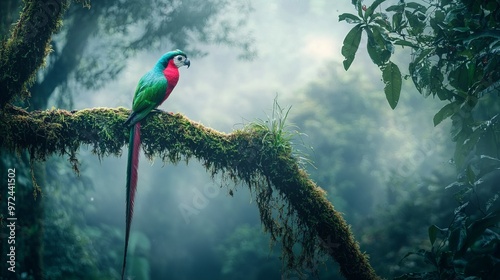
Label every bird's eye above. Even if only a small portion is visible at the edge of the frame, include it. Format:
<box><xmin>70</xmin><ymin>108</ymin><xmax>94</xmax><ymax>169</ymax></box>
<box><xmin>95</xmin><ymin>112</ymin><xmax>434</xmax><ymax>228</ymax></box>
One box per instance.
<box><xmin>177</xmin><ymin>56</ymin><xmax>183</xmax><ymax>61</ymax></box>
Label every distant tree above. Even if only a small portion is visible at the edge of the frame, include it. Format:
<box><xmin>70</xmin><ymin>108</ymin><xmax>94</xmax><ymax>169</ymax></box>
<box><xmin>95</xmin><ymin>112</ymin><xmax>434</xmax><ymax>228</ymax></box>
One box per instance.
<box><xmin>29</xmin><ymin>0</ymin><xmax>256</xmax><ymax>109</ymax></box>
<box><xmin>289</xmin><ymin>61</ymin><xmax>455</xmax><ymax>278</ymax></box>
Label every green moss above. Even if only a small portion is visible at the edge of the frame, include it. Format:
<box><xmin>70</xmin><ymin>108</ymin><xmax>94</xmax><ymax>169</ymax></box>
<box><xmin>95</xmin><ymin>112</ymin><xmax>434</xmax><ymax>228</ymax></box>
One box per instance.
<box><xmin>0</xmin><ymin>105</ymin><xmax>380</xmax><ymax>280</ymax></box>
<box><xmin>0</xmin><ymin>0</ymin><xmax>71</xmax><ymax>108</ymax></box>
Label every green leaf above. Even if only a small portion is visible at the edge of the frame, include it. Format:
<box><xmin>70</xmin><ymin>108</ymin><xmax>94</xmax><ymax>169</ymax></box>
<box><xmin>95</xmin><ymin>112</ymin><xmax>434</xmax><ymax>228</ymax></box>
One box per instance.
<box><xmin>445</xmin><ymin>181</ymin><xmax>466</xmax><ymax>189</ymax></box>
<box><xmin>448</xmin><ymin>226</ymin><xmax>467</xmax><ymax>252</ymax></box>
<box><xmin>394</xmin><ymin>39</ymin><xmax>418</xmax><ymax>48</ymax></box>
<box><xmin>392</xmin><ymin>12</ymin><xmax>403</xmax><ymax>32</ymax></box>
<box><xmin>454</xmin><ymin>127</ymin><xmax>482</xmax><ymax>168</ymax></box>
<box><xmin>386</xmin><ymin>3</ymin><xmax>404</xmax><ymax>12</ymax></box>
<box><xmin>430</xmin><ymin>10</ymin><xmax>445</xmax><ymax>31</ymax></box>
<box><xmin>428</xmin><ymin>225</ymin><xmax>440</xmax><ymax>246</ymax></box>
<box><xmin>433</xmin><ymin>101</ymin><xmax>460</xmax><ymax>126</ymax></box>
<box><xmin>444</xmin><ymin>7</ymin><xmax>463</xmax><ymax>26</ymax></box>
<box><xmin>366</xmin><ymin>26</ymin><xmax>392</xmax><ymax>66</ymax></box>
<box><xmin>365</xmin><ymin>0</ymin><xmax>386</xmax><ymax>20</ymax></box>
<box><xmin>339</xmin><ymin>13</ymin><xmax>362</xmax><ymax>23</ymax></box>
<box><xmin>454</xmin><ymin>202</ymin><xmax>470</xmax><ymax>215</ymax></box>
<box><xmin>452</xmin><ymin>26</ymin><xmax>470</xmax><ymax>32</ymax></box>
<box><xmin>409</xmin><ymin>57</ymin><xmax>432</xmax><ymax>96</ymax></box>
<box><xmin>405</xmin><ymin>10</ymin><xmax>426</xmax><ymax>35</ymax></box>
<box><xmin>436</xmin><ymin>88</ymin><xmax>454</xmax><ymax>101</ymax></box>
<box><xmin>477</xmin><ymin>122</ymin><xmax>499</xmax><ymax>157</ymax></box>
<box><xmin>382</xmin><ymin>61</ymin><xmax>402</xmax><ymax>109</ymax></box>
<box><xmin>412</xmin><ymin>47</ymin><xmax>434</xmax><ymax>65</ymax></box>
<box><xmin>373</xmin><ymin>17</ymin><xmax>392</xmax><ymax>31</ymax></box>
<box><xmin>429</xmin><ymin>66</ymin><xmax>443</xmax><ymax>97</ymax></box>
<box><xmin>367</xmin><ymin>33</ymin><xmax>382</xmax><ymax>65</ymax></box>
<box><xmin>466</xmin><ymin>165</ymin><xmax>476</xmax><ymax>185</ymax></box>
<box><xmin>406</xmin><ymin>2</ymin><xmax>427</xmax><ymax>13</ymax></box>
<box><xmin>441</xmin><ymin>0</ymin><xmax>453</xmax><ymax>6</ymax></box>
<box><xmin>449</xmin><ymin>63</ymin><xmax>470</xmax><ymax>92</ymax></box>
<box><xmin>353</xmin><ymin>0</ymin><xmax>363</xmax><ymax>18</ymax></box>
<box><xmin>423</xmin><ymin>250</ymin><xmax>438</xmax><ymax>266</ymax></box>
<box><xmin>457</xmin><ymin>211</ymin><xmax>500</xmax><ymax>257</ymax></box>
<box><xmin>341</xmin><ymin>24</ymin><xmax>363</xmax><ymax>70</ymax></box>
<box><xmin>486</xmin><ymin>192</ymin><xmax>500</xmax><ymax>212</ymax></box>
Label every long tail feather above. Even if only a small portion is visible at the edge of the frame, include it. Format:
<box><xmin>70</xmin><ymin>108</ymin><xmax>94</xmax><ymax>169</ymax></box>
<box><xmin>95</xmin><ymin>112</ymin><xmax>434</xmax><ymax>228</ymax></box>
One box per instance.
<box><xmin>122</xmin><ymin>122</ymin><xmax>141</xmax><ymax>280</ymax></box>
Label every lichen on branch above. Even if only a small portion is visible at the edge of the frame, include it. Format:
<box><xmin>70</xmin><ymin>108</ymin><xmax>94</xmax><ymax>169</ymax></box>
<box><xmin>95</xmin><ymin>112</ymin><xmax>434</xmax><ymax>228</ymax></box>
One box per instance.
<box><xmin>0</xmin><ymin>105</ymin><xmax>379</xmax><ymax>280</ymax></box>
<box><xmin>0</xmin><ymin>0</ymin><xmax>72</xmax><ymax>108</ymax></box>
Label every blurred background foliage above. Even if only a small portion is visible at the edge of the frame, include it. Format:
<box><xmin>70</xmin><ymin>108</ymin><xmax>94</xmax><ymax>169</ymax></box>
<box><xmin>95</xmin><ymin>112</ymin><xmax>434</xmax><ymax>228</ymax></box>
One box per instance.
<box><xmin>1</xmin><ymin>0</ymin><xmax>499</xmax><ymax>279</ymax></box>
<box><xmin>340</xmin><ymin>0</ymin><xmax>500</xmax><ymax>278</ymax></box>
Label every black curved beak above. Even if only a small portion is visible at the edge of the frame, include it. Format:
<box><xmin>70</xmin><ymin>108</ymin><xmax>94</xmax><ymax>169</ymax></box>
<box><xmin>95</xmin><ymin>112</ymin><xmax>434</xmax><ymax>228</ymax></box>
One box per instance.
<box><xmin>184</xmin><ymin>58</ymin><xmax>191</xmax><ymax>68</ymax></box>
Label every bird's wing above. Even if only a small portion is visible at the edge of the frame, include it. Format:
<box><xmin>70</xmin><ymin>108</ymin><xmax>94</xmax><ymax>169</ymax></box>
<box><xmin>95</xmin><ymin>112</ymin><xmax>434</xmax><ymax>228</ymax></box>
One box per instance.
<box><xmin>132</xmin><ymin>71</ymin><xmax>168</xmax><ymax>116</ymax></box>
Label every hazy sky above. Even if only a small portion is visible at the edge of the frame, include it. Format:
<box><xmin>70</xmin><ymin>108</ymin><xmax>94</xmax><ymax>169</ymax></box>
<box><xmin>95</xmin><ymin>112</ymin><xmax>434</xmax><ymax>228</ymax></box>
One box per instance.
<box><xmin>80</xmin><ymin>0</ymin><xmax>359</xmax><ymax>226</ymax></box>
<box><xmin>78</xmin><ymin>0</ymin><xmax>359</xmax><ymax>130</ymax></box>
<box><xmin>77</xmin><ymin>0</ymin><xmax>450</xmax><ymax>232</ymax></box>
<box><xmin>67</xmin><ymin>1</ymin><xmax>452</xmax><ymax>278</ymax></box>
<box><xmin>75</xmin><ymin>2</ymin><xmax>370</xmax><ymax>274</ymax></box>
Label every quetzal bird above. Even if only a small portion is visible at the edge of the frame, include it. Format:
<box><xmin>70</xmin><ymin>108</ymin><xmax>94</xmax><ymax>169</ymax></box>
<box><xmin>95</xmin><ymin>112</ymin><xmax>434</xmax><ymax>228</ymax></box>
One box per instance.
<box><xmin>122</xmin><ymin>49</ymin><xmax>190</xmax><ymax>279</ymax></box>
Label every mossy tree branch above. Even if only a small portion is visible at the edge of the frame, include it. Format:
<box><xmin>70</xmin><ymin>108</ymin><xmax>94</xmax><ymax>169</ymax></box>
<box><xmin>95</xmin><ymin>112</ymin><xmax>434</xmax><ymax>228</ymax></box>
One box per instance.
<box><xmin>0</xmin><ymin>1</ymin><xmax>379</xmax><ymax>278</ymax></box>
<box><xmin>0</xmin><ymin>105</ymin><xmax>380</xmax><ymax>280</ymax></box>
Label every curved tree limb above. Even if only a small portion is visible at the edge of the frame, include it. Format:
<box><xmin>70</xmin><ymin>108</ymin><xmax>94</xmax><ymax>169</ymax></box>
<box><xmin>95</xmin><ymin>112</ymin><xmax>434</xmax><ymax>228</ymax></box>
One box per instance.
<box><xmin>0</xmin><ymin>105</ymin><xmax>380</xmax><ymax>280</ymax></box>
<box><xmin>0</xmin><ymin>1</ymin><xmax>379</xmax><ymax>278</ymax></box>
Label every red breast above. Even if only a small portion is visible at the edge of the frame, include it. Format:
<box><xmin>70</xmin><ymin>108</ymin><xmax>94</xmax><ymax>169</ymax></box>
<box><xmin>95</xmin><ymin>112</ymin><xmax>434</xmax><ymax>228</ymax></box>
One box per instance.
<box><xmin>162</xmin><ymin>59</ymin><xmax>180</xmax><ymax>102</ymax></box>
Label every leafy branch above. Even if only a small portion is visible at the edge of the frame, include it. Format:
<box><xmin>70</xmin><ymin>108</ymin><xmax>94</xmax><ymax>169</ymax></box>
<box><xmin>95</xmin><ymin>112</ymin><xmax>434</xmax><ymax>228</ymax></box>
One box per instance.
<box><xmin>341</xmin><ymin>0</ymin><xmax>500</xmax><ymax>170</ymax></box>
<box><xmin>340</xmin><ymin>0</ymin><xmax>500</xmax><ymax>116</ymax></box>
<box><xmin>341</xmin><ymin>1</ymin><xmax>500</xmax><ymax>278</ymax></box>
<box><xmin>340</xmin><ymin>0</ymin><xmax>402</xmax><ymax>109</ymax></box>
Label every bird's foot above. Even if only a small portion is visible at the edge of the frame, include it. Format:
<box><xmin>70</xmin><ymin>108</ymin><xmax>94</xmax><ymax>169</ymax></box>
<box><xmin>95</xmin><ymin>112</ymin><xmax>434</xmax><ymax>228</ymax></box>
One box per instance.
<box><xmin>150</xmin><ymin>108</ymin><xmax>164</xmax><ymax>114</ymax></box>
<box><xmin>150</xmin><ymin>109</ymin><xmax>174</xmax><ymax>115</ymax></box>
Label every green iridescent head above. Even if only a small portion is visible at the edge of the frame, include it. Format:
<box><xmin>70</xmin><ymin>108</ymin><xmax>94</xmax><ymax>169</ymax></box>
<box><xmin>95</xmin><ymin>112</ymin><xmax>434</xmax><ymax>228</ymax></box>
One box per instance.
<box><xmin>156</xmin><ymin>49</ymin><xmax>190</xmax><ymax>69</ymax></box>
